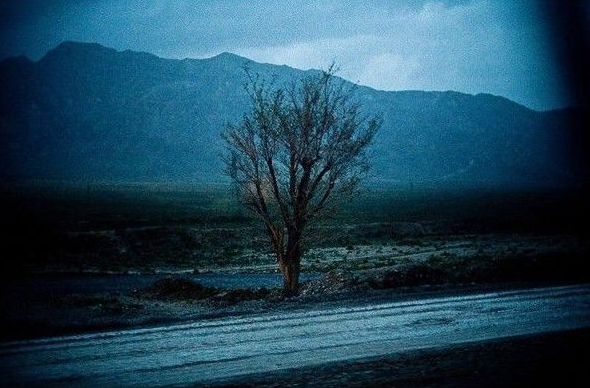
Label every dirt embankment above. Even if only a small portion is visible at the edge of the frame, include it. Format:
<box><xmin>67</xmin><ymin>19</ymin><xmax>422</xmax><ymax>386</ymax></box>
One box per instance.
<box><xmin>3</xmin><ymin>260</ymin><xmax>589</xmax><ymax>342</ymax></box>
<box><xmin>2</xmin><ymin>233</ymin><xmax>588</xmax><ymax>341</ymax></box>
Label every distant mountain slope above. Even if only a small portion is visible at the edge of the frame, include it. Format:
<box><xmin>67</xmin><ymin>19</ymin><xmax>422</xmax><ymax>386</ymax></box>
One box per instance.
<box><xmin>0</xmin><ymin>41</ymin><xmax>582</xmax><ymax>187</ymax></box>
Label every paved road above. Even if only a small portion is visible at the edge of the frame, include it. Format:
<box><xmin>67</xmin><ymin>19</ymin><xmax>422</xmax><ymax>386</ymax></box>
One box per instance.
<box><xmin>2</xmin><ymin>284</ymin><xmax>590</xmax><ymax>386</ymax></box>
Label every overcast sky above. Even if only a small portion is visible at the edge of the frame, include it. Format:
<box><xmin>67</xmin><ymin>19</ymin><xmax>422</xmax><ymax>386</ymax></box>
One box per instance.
<box><xmin>0</xmin><ymin>0</ymin><xmax>576</xmax><ymax>110</ymax></box>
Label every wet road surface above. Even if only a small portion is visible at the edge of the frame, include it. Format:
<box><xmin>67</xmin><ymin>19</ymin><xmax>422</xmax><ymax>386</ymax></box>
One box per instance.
<box><xmin>2</xmin><ymin>284</ymin><xmax>590</xmax><ymax>386</ymax></box>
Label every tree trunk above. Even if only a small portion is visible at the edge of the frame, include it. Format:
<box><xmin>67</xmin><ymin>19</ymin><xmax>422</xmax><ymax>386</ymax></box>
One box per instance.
<box><xmin>279</xmin><ymin>257</ymin><xmax>301</xmax><ymax>297</ymax></box>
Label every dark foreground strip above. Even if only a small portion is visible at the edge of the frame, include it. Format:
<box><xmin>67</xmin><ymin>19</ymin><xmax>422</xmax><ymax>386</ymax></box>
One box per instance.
<box><xmin>214</xmin><ymin>328</ymin><xmax>590</xmax><ymax>388</ymax></box>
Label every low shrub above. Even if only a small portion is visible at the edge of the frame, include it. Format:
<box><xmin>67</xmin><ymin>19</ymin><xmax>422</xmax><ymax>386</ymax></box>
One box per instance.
<box><xmin>141</xmin><ymin>277</ymin><xmax>217</xmax><ymax>300</ymax></box>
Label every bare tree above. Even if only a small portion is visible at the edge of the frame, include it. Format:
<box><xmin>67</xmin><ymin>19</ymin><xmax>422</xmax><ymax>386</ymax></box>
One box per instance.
<box><xmin>223</xmin><ymin>67</ymin><xmax>380</xmax><ymax>295</ymax></box>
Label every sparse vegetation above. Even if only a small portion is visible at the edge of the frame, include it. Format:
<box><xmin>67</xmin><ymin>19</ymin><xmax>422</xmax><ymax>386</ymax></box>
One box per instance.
<box><xmin>1</xmin><ymin>185</ymin><xmax>586</xmax><ymax>274</ymax></box>
<box><xmin>1</xmin><ymin>182</ymin><xmax>587</xmax><ymax>342</ymax></box>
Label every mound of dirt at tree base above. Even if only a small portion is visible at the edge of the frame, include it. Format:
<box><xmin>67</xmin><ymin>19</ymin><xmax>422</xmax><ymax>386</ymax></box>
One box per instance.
<box><xmin>298</xmin><ymin>264</ymin><xmax>453</xmax><ymax>297</ymax></box>
<box><xmin>299</xmin><ymin>269</ymin><xmax>371</xmax><ymax>297</ymax></box>
<box><xmin>299</xmin><ymin>265</ymin><xmax>446</xmax><ymax>297</ymax></box>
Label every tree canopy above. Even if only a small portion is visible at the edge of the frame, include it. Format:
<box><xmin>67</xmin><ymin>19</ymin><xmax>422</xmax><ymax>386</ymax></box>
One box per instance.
<box><xmin>223</xmin><ymin>67</ymin><xmax>381</xmax><ymax>294</ymax></box>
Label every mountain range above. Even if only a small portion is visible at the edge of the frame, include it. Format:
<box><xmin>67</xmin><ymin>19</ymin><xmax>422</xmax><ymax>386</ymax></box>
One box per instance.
<box><xmin>0</xmin><ymin>41</ymin><xmax>583</xmax><ymax>187</ymax></box>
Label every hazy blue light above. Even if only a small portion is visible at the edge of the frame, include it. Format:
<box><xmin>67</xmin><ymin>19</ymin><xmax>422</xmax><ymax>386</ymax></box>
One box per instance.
<box><xmin>0</xmin><ymin>0</ymin><xmax>572</xmax><ymax>110</ymax></box>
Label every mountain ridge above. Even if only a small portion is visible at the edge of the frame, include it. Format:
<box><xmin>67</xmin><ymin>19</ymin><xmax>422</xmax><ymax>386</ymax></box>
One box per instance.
<box><xmin>0</xmin><ymin>41</ymin><xmax>582</xmax><ymax>187</ymax></box>
<box><xmin>10</xmin><ymin>41</ymin><xmax>541</xmax><ymax>112</ymax></box>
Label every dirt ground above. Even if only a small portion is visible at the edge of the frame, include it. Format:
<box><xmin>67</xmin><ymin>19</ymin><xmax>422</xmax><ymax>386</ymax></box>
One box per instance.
<box><xmin>2</xmin><ymin>188</ymin><xmax>588</xmax><ymax>344</ymax></box>
<box><xmin>2</xmin><ymin>229</ymin><xmax>588</xmax><ymax>342</ymax></box>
